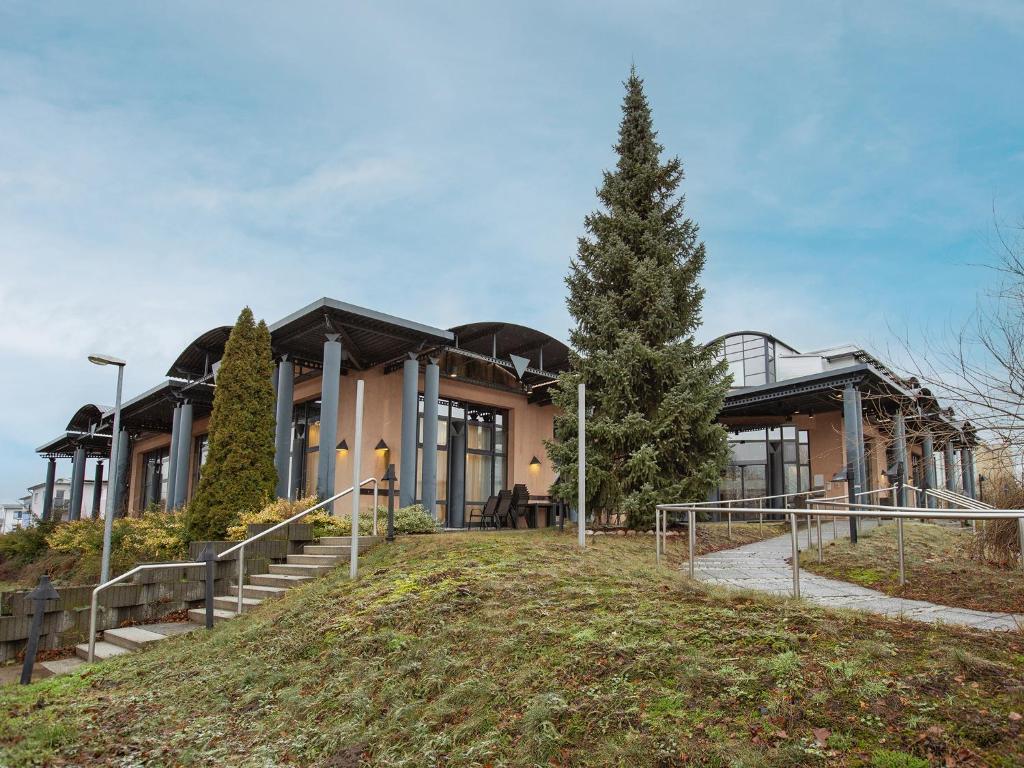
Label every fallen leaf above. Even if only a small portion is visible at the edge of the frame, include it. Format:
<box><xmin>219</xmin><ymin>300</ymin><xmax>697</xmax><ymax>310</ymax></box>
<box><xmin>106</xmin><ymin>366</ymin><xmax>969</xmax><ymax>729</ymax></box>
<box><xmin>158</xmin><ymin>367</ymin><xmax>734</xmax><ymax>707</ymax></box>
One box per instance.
<box><xmin>812</xmin><ymin>727</ymin><xmax>830</xmax><ymax>746</ymax></box>
<box><xmin>1009</xmin><ymin>711</ymin><xmax>1022</xmax><ymax>722</ymax></box>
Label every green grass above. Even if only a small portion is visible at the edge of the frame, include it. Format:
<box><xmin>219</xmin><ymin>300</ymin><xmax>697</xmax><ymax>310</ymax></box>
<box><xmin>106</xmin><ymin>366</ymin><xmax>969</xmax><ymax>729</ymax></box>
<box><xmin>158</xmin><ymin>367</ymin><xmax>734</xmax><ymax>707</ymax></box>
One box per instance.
<box><xmin>3</xmin><ymin>531</ymin><xmax>1024</xmax><ymax>766</ymax></box>
<box><xmin>802</xmin><ymin>521</ymin><xmax>1024</xmax><ymax>614</ymax></box>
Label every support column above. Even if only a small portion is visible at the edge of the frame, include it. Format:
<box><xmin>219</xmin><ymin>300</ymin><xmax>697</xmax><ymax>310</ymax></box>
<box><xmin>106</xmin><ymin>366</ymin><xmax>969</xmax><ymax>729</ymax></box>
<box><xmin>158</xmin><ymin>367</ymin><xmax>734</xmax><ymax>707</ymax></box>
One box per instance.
<box><xmin>894</xmin><ymin>412</ymin><xmax>909</xmax><ymax>507</ymax></box>
<box><xmin>854</xmin><ymin>388</ymin><xmax>868</xmax><ymax>492</ymax></box>
<box><xmin>274</xmin><ymin>357</ymin><xmax>295</xmax><ymax>498</ymax></box>
<box><xmin>91</xmin><ymin>461</ymin><xmax>104</xmax><ymax>519</ymax></box>
<box><xmin>172</xmin><ymin>401</ymin><xmax>193</xmax><ymax>509</ymax></box>
<box><xmin>842</xmin><ymin>384</ymin><xmax>863</xmax><ymax>540</ymax></box>
<box><xmin>113</xmin><ymin>429</ymin><xmax>130</xmax><ymax>517</ymax></box>
<box><xmin>41</xmin><ymin>458</ymin><xmax>56</xmax><ymax>522</ymax></box>
<box><xmin>960</xmin><ymin>447</ymin><xmax>972</xmax><ymax>499</ymax></box>
<box><xmin>68</xmin><ymin>446</ymin><xmax>86</xmax><ymax>521</ymax></box>
<box><xmin>448</xmin><ymin>422</ymin><xmax>466</xmax><ymax>528</ymax></box>
<box><xmin>943</xmin><ymin>443</ymin><xmax>957</xmax><ymax>491</ymax></box>
<box><xmin>399</xmin><ymin>354</ymin><xmax>419</xmax><ymax>509</ymax></box>
<box><xmin>421</xmin><ymin>358</ymin><xmax>440</xmax><ymax>519</ymax></box>
<box><xmin>166</xmin><ymin>404</ymin><xmax>182</xmax><ymax>510</ymax></box>
<box><xmin>922</xmin><ymin>431</ymin><xmax>936</xmax><ymax>509</ymax></box>
<box><xmin>317</xmin><ymin>335</ymin><xmax>342</xmax><ymax>508</ymax></box>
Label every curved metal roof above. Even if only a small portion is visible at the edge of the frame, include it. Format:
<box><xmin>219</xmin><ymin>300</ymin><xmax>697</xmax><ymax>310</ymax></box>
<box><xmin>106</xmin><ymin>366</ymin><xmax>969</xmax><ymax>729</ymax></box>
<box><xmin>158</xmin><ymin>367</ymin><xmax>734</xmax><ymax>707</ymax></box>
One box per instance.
<box><xmin>66</xmin><ymin>403</ymin><xmax>110</xmax><ymax>432</ymax></box>
<box><xmin>166</xmin><ymin>325</ymin><xmax>233</xmax><ymax>379</ymax></box>
<box><xmin>705</xmin><ymin>330</ymin><xmax>799</xmax><ymax>354</ymax></box>
<box><xmin>449</xmin><ymin>322</ymin><xmax>570</xmax><ymax>372</ymax></box>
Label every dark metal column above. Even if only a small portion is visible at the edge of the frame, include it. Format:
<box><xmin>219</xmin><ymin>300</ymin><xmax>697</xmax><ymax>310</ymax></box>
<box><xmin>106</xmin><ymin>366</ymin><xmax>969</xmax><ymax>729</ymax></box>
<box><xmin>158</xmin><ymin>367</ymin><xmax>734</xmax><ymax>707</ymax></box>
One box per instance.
<box><xmin>421</xmin><ymin>358</ymin><xmax>440</xmax><ymax>519</ymax></box>
<box><xmin>894</xmin><ymin>412</ymin><xmax>909</xmax><ymax>507</ymax></box>
<box><xmin>317</xmin><ymin>334</ymin><xmax>342</xmax><ymax>508</ymax></box>
<box><xmin>922</xmin><ymin>431</ymin><xmax>936</xmax><ymax>509</ymax></box>
<box><xmin>273</xmin><ymin>357</ymin><xmax>295</xmax><ymax>498</ymax></box>
<box><xmin>166</xmin><ymin>404</ymin><xmax>182</xmax><ymax>511</ymax></box>
<box><xmin>842</xmin><ymin>384</ymin><xmax>863</xmax><ymax>540</ymax></box>
<box><xmin>448</xmin><ymin>422</ymin><xmax>466</xmax><ymax>528</ymax></box>
<box><xmin>91</xmin><ymin>461</ymin><xmax>104</xmax><ymax>519</ymax></box>
<box><xmin>113</xmin><ymin>428</ymin><xmax>130</xmax><ymax>517</ymax></box>
<box><xmin>943</xmin><ymin>443</ymin><xmax>957</xmax><ymax>491</ymax></box>
<box><xmin>399</xmin><ymin>354</ymin><xmax>418</xmax><ymax>509</ymax></box>
<box><xmin>172</xmin><ymin>401</ymin><xmax>193</xmax><ymax>509</ymax></box>
<box><xmin>41</xmin><ymin>458</ymin><xmax>56</xmax><ymax>522</ymax></box>
<box><xmin>68</xmin><ymin>445</ymin><xmax>86</xmax><ymax>521</ymax></box>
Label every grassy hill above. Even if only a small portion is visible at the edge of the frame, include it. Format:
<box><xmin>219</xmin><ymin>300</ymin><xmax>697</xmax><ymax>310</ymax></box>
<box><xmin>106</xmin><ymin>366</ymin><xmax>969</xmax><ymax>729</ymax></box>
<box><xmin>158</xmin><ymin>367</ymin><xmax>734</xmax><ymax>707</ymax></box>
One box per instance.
<box><xmin>2</xmin><ymin>531</ymin><xmax>1023</xmax><ymax>767</ymax></box>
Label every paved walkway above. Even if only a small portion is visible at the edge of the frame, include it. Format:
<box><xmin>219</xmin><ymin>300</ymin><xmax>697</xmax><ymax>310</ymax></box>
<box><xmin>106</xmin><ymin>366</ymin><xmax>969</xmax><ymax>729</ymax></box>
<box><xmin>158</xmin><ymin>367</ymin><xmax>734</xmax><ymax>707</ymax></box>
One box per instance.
<box><xmin>695</xmin><ymin>519</ymin><xmax>1024</xmax><ymax>631</ymax></box>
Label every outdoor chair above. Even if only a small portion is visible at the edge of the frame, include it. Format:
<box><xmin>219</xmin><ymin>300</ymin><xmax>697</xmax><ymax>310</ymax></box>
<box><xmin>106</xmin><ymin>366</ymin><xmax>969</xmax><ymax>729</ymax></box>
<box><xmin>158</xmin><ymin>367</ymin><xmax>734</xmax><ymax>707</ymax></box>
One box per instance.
<box><xmin>511</xmin><ymin>484</ymin><xmax>531</xmax><ymax>528</ymax></box>
<box><xmin>492</xmin><ymin>490</ymin><xmax>515</xmax><ymax>528</ymax></box>
<box><xmin>474</xmin><ymin>495</ymin><xmax>500</xmax><ymax>529</ymax></box>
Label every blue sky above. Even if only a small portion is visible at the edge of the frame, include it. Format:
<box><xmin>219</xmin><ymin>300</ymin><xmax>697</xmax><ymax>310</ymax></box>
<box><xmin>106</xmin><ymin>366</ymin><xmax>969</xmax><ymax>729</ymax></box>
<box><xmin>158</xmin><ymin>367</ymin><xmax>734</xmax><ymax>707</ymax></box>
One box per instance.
<box><xmin>1</xmin><ymin>1</ymin><xmax>1022</xmax><ymax>500</ymax></box>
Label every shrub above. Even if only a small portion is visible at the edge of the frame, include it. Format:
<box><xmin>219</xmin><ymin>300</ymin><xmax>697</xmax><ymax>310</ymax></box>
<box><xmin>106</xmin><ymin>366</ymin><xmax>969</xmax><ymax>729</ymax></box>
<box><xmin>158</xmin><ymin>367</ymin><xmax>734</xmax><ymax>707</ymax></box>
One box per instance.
<box><xmin>0</xmin><ymin>520</ymin><xmax>56</xmax><ymax>566</ymax></box>
<box><xmin>227</xmin><ymin>498</ymin><xmax>438</xmax><ymax>540</ymax></box>
<box><xmin>968</xmin><ymin>479</ymin><xmax>1023</xmax><ymax>565</ymax></box>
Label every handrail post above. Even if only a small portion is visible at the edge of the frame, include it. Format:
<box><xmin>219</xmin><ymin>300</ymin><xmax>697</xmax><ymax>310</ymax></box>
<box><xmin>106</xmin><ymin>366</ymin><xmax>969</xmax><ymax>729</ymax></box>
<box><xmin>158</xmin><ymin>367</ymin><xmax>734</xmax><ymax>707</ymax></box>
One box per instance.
<box><xmin>655</xmin><ymin>509</ymin><xmax>661</xmax><ymax>566</ymax></box>
<box><xmin>88</xmin><ymin>587</ymin><xmax>100</xmax><ymax>662</ymax></box>
<box><xmin>816</xmin><ymin>515</ymin><xmax>823</xmax><ymax>562</ymax></box>
<box><xmin>372</xmin><ymin>479</ymin><xmax>379</xmax><ymax>537</ymax></box>
<box><xmin>237</xmin><ymin>544</ymin><xmax>245</xmax><ymax>615</ymax></box>
<box><xmin>897</xmin><ymin>518</ymin><xmax>906</xmax><ymax>585</ymax></box>
<box><xmin>687</xmin><ymin>508</ymin><xmax>696</xmax><ymax>579</ymax></box>
<box><xmin>1018</xmin><ymin>517</ymin><xmax>1024</xmax><ymax>571</ymax></box>
<box><xmin>790</xmin><ymin>512</ymin><xmax>800</xmax><ymax>598</ymax></box>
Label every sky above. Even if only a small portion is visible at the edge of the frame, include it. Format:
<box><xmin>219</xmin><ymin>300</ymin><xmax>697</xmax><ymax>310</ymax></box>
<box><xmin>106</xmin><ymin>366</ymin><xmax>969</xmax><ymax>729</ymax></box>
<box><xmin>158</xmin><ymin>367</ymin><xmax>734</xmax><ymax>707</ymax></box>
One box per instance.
<box><xmin>1</xmin><ymin>1</ymin><xmax>1022</xmax><ymax>500</ymax></box>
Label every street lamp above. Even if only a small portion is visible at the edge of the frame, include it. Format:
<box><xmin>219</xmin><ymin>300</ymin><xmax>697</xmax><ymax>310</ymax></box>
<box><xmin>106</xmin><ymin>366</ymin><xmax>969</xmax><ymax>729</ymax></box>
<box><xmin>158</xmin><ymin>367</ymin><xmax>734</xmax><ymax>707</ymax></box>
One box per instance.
<box><xmin>90</xmin><ymin>353</ymin><xmax>126</xmax><ymax>584</ymax></box>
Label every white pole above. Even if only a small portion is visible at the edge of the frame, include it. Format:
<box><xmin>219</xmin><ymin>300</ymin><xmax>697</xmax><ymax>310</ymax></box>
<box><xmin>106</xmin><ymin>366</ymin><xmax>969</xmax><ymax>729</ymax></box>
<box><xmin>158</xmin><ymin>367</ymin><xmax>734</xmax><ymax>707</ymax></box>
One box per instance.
<box><xmin>577</xmin><ymin>382</ymin><xmax>586</xmax><ymax>550</ymax></box>
<box><xmin>100</xmin><ymin>363</ymin><xmax>124</xmax><ymax>584</ymax></box>
<box><xmin>350</xmin><ymin>380</ymin><xmax>364</xmax><ymax>579</ymax></box>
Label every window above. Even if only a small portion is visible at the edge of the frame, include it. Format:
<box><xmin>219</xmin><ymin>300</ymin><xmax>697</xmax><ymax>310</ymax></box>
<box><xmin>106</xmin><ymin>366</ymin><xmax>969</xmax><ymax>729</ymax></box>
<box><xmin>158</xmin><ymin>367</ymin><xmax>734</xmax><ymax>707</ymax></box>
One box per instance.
<box><xmin>140</xmin><ymin>446</ymin><xmax>171</xmax><ymax>509</ymax></box>
<box><xmin>191</xmin><ymin>434</ymin><xmax>209</xmax><ymax>497</ymax></box>
<box><xmin>290</xmin><ymin>400</ymin><xmax>321</xmax><ymax>499</ymax></box>
<box><xmin>717</xmin><ymin>333</ymin><xmax>778</xmax><ymax>388</ymax></box>
<box><xmin>720</xmin><ymin>426</ymin><xmax>811</xmax><ymax>500</ymax></box>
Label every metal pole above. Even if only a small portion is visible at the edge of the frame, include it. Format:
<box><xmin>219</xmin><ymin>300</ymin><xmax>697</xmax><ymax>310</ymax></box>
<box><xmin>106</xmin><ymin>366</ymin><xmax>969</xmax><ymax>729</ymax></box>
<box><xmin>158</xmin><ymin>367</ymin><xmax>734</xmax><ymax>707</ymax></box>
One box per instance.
<box><xmin>100</xmin><ymin>364</ymin><xmax>124</xmax><ymax>584</ymax></box>
<box><xmin>237</xmin><ymin>544</ymin><xmax>245</xmax><ymax>614</ymax></box>
<box><xmin>577</xmin><ymin>382</ymin><xmax>586</xmax><ymax>550</ymax></box>
<box><xmin>351</xmin><ymin>380</ymin><xmax>365</xmax><ymax>579</ymax></box>
<box><xmin>385</xmin><ymin>464</ymin><xmax>396</xmax><ymax>542</ymax></box>
<box><xmin>655</xmin><ymin>509</ymin><xmax>661</xmax><ymax>566</ymax></box>
<box><xmin>20</xmin><ymin>576</ymin><xmax>58</xmax><ymax>684</ymax></box>
<box><xmin>790</xmin><ymin>512</ymin><xmax>800</xmax><ymax>598</ymax></box>
<box><xmin>816</xmin><ymin>515</ymin><xmax>823</xmax><ymax>562</ymax></box>
<box><xmin>372</xmin><ymin>480</ymin><xmax>379</xmax><ymax>537</ymax></box>
<box><xmin>897</xmin><ymin>518</ymin><xmax>906</xmax><ymax>585</ymax></box>
<box><xmin>200</xmin><ymin>545</ymin><xmax>215</xmax><ymax>629</ymax></box>
<box><xmin>1018</xmin><ymin>517</ymin><xmax>1024</xmax><ymax>571</ymax></box>
<box><xmin>847</xmin><ymin>461</ymin><xmax>858</xmax><ymax>544</ymax></box>
<box><xmin>687</xmin><ymin>508</ymin><xmax>696</xmax><ymax>579</ymax></box>
<box><xmin>727</xmin><ymin>510</ymin><xmax>732</xmax><ymax>540</ymax></box>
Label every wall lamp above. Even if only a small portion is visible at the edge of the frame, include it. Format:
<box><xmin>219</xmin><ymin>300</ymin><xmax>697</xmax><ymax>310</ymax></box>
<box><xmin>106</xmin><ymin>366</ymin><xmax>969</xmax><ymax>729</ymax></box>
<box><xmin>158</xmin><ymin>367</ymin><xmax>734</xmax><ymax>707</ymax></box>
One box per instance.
<box><xmin>375</xmin><ymin>439</ymin><xmax>389</xmax><ymax>454</ymax></box>
<box><xmin>529</xmin><ymin>456</ymin><xmax>541</xmax><ymax>470</ymax></box>
<box><xmin>336</xmin><ymin>439</ymin><xmax>348</xmax><ymax>453</ymax></box>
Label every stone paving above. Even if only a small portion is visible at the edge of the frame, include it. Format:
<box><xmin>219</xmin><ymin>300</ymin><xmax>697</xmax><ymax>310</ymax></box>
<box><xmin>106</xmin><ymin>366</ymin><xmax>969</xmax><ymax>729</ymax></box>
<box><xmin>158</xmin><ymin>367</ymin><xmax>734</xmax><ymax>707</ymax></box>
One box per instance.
<box><xmin>694</xmin><ymin>517</ymin><xmax>1024</xmax><ymax>632</ymax></box>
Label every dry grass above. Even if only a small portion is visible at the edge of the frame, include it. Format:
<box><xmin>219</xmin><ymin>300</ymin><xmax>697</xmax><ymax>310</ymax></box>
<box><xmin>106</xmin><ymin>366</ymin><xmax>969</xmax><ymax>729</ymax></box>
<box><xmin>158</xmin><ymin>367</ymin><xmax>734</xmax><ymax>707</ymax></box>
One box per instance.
<box><xmin>803</xmin><ymin>522</ymin><xmax>1024</xmax><ymax>614</ymax></box>
<box><xmin>2</xmin><ymin>531</ymin><xmax>1024</xmax><ymax>767</ymax></box>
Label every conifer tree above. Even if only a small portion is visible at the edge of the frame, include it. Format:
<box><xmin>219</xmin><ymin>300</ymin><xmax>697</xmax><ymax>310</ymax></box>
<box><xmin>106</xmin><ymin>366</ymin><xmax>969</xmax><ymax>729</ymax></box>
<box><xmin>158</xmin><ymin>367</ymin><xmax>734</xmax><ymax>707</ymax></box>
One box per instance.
<box><xmin>547</xmin><ymin>69</ymin><xmax>731</xmax><ymax>529</ymax></box>
<box><xmin>185</xmin><ymin>307</ymin><xmax>277</xmax><ymax>541</ymax></box>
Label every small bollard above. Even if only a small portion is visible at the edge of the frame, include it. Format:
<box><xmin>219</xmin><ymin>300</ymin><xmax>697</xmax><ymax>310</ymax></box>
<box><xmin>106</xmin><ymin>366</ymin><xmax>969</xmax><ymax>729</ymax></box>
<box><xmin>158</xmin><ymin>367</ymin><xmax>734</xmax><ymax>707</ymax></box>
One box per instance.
<box><xmin>21</xmin><ymin>575</ymin><xmax>59</xmax><ymax>685</ymax></box>
<box><xmin>382</xmin><ymin>463</ymin><xmax>397</xmax><ymax>543</ymax></box>
<box><xmin>199</xmin><ymin>544</ymin><xmax>216</xmax><ymax>629</ymax></box>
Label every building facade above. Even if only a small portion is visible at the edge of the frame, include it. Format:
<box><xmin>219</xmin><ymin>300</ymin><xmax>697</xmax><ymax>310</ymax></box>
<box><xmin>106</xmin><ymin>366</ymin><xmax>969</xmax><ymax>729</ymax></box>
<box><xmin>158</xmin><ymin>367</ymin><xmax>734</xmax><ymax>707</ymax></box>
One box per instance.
<box><xmin>36</xmin><ymin>299</ymin><xmax>568</xmax><ymax>528</ymax></box>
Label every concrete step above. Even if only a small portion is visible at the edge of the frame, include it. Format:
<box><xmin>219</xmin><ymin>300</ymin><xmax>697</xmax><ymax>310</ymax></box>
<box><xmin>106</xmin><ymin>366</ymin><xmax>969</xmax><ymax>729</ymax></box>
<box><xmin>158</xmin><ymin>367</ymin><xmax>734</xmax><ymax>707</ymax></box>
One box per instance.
<box><xmin>268</xmin><ymin>563</ymin><xmax>334</xmax><ymax>577</ymax></box>
<box><xmin>249</xmin><ymin>573</ymin><xmax>315</xmax><ymax>588</ymax></box>
<box><xmin>76</xmin><ymin>640</ymin><xmax>130</xmax><ymax>661</ymax></box>
<box><xmin>318</xmin><ymin>536</ymin><xmax>381</xmax><ymax>546</ymax></box>
<box><xmin>102</xmin><ymin>626</ymin><xmax>167</xmax><ymax>652</ymax></box>
<box><xmin>303</xmin><ymin>544</ymin><xmax>357</xmax><ymax>555</ymax></box>
<box><xmin>229</xmin><ymin>583</ymin><xmax>291</xmax><ymax>600</ymax></box>
<box><xmin>188</xmin><ymin>607</ymin><xmax>238</xmax><ymax>625</ymax></box>
<box><xmin>287</xmin><ymin>553</ymin><xmax>343</xmax><ymax>566</ymax></box>
<box><xmin>213</xmin><ymin>595</ymin><xmax>263</xmax><ymax>613</ymax></box>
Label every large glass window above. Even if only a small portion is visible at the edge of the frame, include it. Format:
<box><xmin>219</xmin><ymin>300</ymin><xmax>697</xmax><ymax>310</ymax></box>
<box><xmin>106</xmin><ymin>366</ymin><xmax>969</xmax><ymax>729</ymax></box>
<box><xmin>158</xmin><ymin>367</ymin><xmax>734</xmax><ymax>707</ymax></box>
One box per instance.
<box><xmin>289</xmin><ymin>400</ymin><xmax>321</xmax><ymax>499</ymax></box>
<box><xmin>720</xmin><ymin>426</ymin><xmax>811</xmax><ymax>500</ymax></box>
<box><xmin>416</xmin><ymin>397</ymin><xmax>507</xmax><ymax>525</ymax></box>
<box><xmin>718</xmin><ymin>333</ymin><xmax>778</xmax><ymax>388</ymax></box>
<box><xmin>140</xmin><ymin>446</ymin><xmax>170</xmax><ymax>510</ymax></box>
<box><xmin>191</xmin><ymin>434</ymin><xmax>209</xmax><ymax>498</ymax></box>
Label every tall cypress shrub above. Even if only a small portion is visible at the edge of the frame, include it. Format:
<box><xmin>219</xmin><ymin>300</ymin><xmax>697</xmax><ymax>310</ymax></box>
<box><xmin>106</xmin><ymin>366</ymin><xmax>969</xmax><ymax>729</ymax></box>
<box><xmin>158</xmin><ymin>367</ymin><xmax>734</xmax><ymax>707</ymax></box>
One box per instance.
<box><xmin>547</xmin><ymin>69</ymin><xmax>731</xmax><ymax>529</ymax></box>
<box><xmin>185</xmin><ymin>307</ymin><xmax>277</xmax><ymax>541</ymax></box>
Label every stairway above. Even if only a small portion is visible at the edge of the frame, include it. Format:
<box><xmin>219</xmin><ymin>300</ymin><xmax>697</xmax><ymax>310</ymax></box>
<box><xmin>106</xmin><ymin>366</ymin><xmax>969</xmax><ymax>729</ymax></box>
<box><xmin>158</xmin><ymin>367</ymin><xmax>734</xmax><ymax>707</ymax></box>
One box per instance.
<box><xmin>76</xmin><ymin>535</ymin><xmax>379</xmax><ymax>661</ymax></box>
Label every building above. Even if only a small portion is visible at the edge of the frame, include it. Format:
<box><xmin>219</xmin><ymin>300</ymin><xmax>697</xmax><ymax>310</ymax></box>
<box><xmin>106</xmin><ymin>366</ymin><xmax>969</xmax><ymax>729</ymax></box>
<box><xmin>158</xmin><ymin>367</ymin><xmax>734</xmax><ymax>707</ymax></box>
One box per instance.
<box><xmin>22</xmin><ymin>476</ymin><xmax>108</xmax><ymax>522</ymax></box>
<box><xmin>35</xmin><ymin>298</ymin><xmax>568</xmax><ymax>528</ymax></box>
<box><xmin>0</xmin><ymin>502</ymin><xmax>32</xmax><ymax>533</ymax></box>
<box><xmin>713</xmin><ymin>331</ymin><xmax>979</xmax><ymax>506</ymax></box>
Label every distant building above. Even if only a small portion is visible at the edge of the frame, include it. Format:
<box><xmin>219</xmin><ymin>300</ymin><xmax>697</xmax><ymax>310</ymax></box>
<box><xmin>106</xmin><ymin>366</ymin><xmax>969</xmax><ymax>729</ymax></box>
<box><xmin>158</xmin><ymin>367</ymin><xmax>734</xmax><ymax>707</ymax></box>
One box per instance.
<box><xmin>23</xmin><ymin>476</ymin><xmax>108</xmax><ymax>522</ymax></box>
<box><xmin>0</xmin><ymin>501</ymin><xmax>32</xmax><ymax>533</ymax></box>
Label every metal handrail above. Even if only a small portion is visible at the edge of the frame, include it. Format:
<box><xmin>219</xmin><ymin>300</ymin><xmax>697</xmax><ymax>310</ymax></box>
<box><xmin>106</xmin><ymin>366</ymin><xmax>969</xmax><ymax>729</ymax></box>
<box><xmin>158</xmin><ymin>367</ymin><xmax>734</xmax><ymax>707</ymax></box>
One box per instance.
<box><xmin>220</xmin><ymin>477</ymin><xmax>379</xmax><ymax>613</ymax></box>
<box><xmin>926</xmin><ymin>487</ymin><xmax>993</xmax><ymax>510</ymax></box>
<box><xmin>654</xmin><ymin>495</ymin><xmax>1024</xmax><ymax>598</ymax></box>
<box><xmin>687</xmin><ymin>488</ymin><xmax>827</xmax><ymax>508</ymax></box>
<box><xmin>88</xmin><ymin>561</ymin><xmax>204</xmax><ymax>662</ymax></box>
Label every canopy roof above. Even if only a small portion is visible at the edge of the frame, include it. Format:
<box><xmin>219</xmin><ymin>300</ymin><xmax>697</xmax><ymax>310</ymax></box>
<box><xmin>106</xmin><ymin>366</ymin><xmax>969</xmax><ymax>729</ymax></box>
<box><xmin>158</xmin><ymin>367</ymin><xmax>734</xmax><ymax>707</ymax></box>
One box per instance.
<box><xmin>99</xmin><ymin>379</ymin><xmax>215</xmax><ymax>434</ymax></box>
<box><xmin>66</xmin><ymin>403</ymin><xmax>110</xmax><ymax>432</ymax></box>
<box><xmin>269</xmin><ymin>297</ymin><xmax>454</xmax><ymax>370</ymax></box>
<box><xmin>36</xmin><ymin>430</ymin><xmax>112</xmax><ymax>459</ymax></box>
<box><xmin>449</xmin><ymin>322</ymin><xmax>570</xmax><ymax>373</ymax></box>
<box><xmin>166</xmin><ymin>326</ymin><xmax>232</xmax><ymax>379</ymax></box>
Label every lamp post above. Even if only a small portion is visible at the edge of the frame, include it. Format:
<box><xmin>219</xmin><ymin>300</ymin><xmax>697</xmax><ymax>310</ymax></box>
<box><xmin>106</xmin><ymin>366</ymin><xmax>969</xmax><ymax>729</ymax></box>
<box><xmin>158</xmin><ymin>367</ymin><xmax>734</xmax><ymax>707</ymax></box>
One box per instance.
<box><xmin>90</xmin><ymin>353</ymin><xmax>126</xmax><ymax>585</ymax></box>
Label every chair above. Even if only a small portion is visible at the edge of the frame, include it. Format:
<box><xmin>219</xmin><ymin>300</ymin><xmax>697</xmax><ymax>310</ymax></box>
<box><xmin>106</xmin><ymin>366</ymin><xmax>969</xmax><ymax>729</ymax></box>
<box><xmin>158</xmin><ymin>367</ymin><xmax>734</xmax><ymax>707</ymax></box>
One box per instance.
<box><xmin>511</xmin><ymin>484</ymin><xmax>531</xmax><ymax>528</ymax></box>
<box><xmin>493</xmin><ymin>490</ymin><xmax>515</xmax><ymax>528</ymax></box>
<box><xmin>474</xmin><ymin>495</ymin><xmax>500</xmax><ymax>530</ymax></box>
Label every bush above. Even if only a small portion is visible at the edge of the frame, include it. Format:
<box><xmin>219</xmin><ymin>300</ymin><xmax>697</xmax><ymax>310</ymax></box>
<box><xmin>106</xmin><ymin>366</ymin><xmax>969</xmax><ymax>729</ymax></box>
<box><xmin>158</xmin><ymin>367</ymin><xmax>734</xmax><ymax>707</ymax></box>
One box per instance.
<box><xmin>227</xmin><ymin>498</ymin><xmax>438</xmax><ymax>540</ymax></box>
<box><xmin>0</xmin><ymin>520</ymin><xmax>56</xmax><ymax>567</ymax></box>
<box><xmin>968</xmin><ymin>480</ymin><xmax>1023</xmax><ymax>566</ymax></box>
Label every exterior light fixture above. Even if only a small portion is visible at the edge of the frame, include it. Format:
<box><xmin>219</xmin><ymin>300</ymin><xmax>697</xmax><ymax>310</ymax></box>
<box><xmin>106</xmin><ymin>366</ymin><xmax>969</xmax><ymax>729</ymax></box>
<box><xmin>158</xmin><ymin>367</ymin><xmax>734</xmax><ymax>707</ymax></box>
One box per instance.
<box><xmin>88</xmin><ymin>353</ymin><xmax>126</xmax><ymax>367</ymax></box>
<box><xmin>336</xmin><ymin>439</ymin><xmax>348</xmax><ymax>453</ymax></box>
<box><xmin>529</xmin><ymin>456</ymin><xmax>541</xmax><ymax>471</ymax></box>
<box><xmin>375</xmin><ymin>439</ymin><xmax>389</xmax><ymax>453</ymax></box>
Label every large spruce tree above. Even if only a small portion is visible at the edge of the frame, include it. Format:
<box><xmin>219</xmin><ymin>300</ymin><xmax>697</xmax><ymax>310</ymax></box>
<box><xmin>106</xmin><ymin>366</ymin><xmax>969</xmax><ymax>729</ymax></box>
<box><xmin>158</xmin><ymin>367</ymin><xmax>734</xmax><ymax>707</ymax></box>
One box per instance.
<box><xmin>547</xmin><ymin>69</ymin><xmax>731</xmax><ymax>529</ymax></box>
<box><xmin>185</xmin><ymin>307</ymin><xmax>277</xmax><ymax>541</ymax></box>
